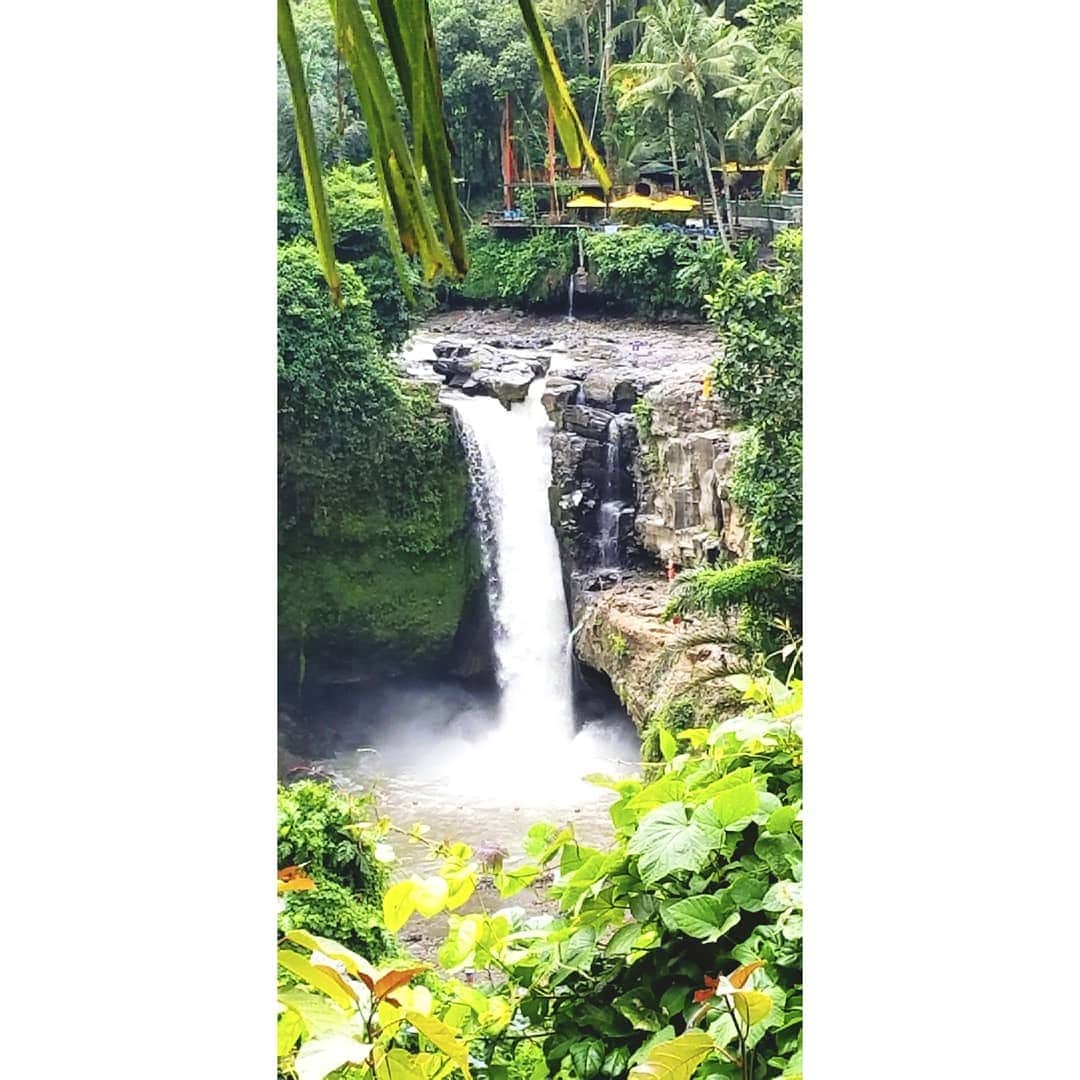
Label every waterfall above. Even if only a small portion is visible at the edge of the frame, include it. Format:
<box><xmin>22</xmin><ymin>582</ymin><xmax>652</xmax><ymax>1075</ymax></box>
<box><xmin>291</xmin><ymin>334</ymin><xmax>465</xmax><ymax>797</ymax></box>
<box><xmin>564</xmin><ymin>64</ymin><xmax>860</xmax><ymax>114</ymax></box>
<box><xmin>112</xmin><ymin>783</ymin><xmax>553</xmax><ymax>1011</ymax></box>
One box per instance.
<box><xmin>597</xmin><ymin>418</ymin><xmax>623</xmax><ymax>567</ymax></box>
<box><xmin>451</xmin><ymin>381</ymin><xmax>574</xmax><ymax>746</ymax></box>
<box><xmin>567</xmin><ymin>273</ymin><xmax>575</xmax><ymax>320</ymax></box>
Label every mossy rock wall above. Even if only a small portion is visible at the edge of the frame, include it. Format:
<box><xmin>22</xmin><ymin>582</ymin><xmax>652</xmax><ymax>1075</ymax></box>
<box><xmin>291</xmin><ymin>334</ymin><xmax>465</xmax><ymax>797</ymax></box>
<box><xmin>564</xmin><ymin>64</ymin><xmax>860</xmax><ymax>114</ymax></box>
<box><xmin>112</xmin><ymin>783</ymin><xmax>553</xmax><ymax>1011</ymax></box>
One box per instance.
<box><xmin>279</xmin><ymin>442</ymin><xmax>480</xmax><ymax>684</ymax></box>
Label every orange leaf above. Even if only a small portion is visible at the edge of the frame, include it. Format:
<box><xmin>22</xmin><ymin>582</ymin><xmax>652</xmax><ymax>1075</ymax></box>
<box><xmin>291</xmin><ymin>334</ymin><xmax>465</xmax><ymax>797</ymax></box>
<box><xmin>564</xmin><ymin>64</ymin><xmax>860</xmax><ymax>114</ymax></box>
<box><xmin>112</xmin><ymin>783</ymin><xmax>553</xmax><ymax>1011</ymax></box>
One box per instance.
<box><xmin>727</xmin><ymin>961</ymin><xmax>765</xmax><ymax>989</ymax></box>
<box><xmin>278</xmin><ymin>866</ymin><xmax>316</xmax><ymax>892</ymax></box>
<box><xmin>692</xmin><ymin>974</ymin><xmax>719</xmax><ymax>1003</ymax></box>
<box><xmin>374</xmin><ymin>967</ymin><xmax>427</xmax><ymax>1000</ymax></box>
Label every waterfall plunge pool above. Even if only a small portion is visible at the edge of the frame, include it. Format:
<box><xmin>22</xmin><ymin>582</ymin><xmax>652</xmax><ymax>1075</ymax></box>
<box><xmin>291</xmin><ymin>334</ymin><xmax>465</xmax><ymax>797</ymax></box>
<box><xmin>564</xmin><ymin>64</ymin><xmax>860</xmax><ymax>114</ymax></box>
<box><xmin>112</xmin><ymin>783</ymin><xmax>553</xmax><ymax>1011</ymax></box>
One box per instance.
<box><xmin>293</xmin><ymin>378</ymin><xmax>641</xmax><ymax>879</ymax></box>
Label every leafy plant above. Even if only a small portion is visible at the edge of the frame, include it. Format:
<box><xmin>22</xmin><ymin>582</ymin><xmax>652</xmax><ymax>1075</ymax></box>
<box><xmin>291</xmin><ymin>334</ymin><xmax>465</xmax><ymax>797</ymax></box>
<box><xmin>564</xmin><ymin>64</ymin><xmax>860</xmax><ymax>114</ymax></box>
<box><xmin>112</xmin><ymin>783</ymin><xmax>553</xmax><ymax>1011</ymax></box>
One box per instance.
<box><xmin>663</xmin><ymin>558</ymin><xmax>796</xmax><ymax>621</ymax></box>
<box><xmin>277</xmin><ymin>929</ymin><xmax>486</xmax><ymax>1080</ymax></box>
<box><xmin>370</xmin><ymin>674</ymin><xmax>803</xmax><ymax>1080</ymax></box>
<box><xmin>583</xmin><ymin>227</ymin><xmax>699</xmax><ymax>316</ymax></box>
<box><xmin>278</xmin><ymin>780</ymin><xmax>395</xmax><ymax>960</ymax></box>
<box><xmin>450</xmin><ymin>226</ymin><xmax>575</xmax><ymax>306</ymax></box>
<box><xmin>609</xmin><ymin>631</ymin><xmax>630</xmax><ymax>660</ymax></box>
<box><xmin>706</xmin><ymin>228</ymin><xmax>801</xmax><ymax>568</ymax></box>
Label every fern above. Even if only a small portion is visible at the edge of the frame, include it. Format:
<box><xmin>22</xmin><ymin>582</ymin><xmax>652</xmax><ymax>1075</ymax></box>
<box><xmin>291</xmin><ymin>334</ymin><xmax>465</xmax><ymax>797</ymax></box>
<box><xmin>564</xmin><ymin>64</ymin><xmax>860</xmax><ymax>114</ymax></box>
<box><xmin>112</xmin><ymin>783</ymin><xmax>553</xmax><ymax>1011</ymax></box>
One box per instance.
<box><xmin>663</xmin><ymin>557</ymin><xmax>795</xmax><ymax>620</ymax></box>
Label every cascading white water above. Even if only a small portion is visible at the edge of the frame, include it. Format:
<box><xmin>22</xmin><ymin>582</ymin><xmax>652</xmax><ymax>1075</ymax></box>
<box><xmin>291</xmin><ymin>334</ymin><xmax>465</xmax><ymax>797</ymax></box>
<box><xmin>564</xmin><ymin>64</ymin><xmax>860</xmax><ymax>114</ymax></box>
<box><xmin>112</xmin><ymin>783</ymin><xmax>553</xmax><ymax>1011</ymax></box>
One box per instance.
<box><xmin>597</xmin><ymin>418</ymin><xmax>623</xmax><ymax>567</ymax></box>
<box><xmin>452</xmin><ymin>381</ymin><xmax>574</xmax><ymax>747</ymax></box>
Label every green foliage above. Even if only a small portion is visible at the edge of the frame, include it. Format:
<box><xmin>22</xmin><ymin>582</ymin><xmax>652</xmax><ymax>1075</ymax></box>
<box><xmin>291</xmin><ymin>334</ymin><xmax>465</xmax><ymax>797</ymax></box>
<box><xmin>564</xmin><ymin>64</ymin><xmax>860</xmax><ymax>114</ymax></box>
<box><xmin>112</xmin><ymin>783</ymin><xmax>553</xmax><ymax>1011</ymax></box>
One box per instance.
<box><xmin>278</xmin><ymin>239</ymin><xmax>475</xmax><ymax>669</ymax></box>
<box><xmin>663</xmin><ymin>558</ymin><xmax>795</xmax><ymax>620</ymax></box>
<box><xmin>450</xmin><ymin>226</ymin><xmax>575</xmax><ymax>306</ymax></box>
<box><xmin>631</xmin><ymin>397</ymin><xmax>654</xmax><ymax>443</ymax></box>
<box><xmin>642</xmin><ymin>697</ymin><xmax>700</xmax><ymax>763</ymax></box>
<box><xmin>277</xmin><ymin>780</ymin><xmax>395</xmax><ymax>960</ymax></box>
<box><xmin>279</xmin><ymin>166</ymin><xmax>430</xmax><ymax>352</ymax></box>
<box><xmin>583</xmin><ymin>227</ymin><xmax>699</xmax><ymax>317</ymax></box>
<box><xmin>729</xmin><ymin>429</ymin><xmax>802</xmax><ymax>565</ymax></box>
<box><xmin>277</xmin><ymin>929</ymin><xmax>488</xmax><ymax>1080</ymax></box>
<box><xmin>707</xmin><ymin>228</ymin><xmax>802</xmax><ymax>565</ymax></box>
<box><xmin>378</xmin><ymin>675</ymin><xmax>803</xmax><ymax>1080</ymax></box>
<box><xmin>609</xmin><ymin>631</ymin><xmax>630</xmax><ymax>660</ymax></box>
<box><xmin>741</xmin><ymin>0</ymin><xmax>802</xmax><ymax>48</ymax></box>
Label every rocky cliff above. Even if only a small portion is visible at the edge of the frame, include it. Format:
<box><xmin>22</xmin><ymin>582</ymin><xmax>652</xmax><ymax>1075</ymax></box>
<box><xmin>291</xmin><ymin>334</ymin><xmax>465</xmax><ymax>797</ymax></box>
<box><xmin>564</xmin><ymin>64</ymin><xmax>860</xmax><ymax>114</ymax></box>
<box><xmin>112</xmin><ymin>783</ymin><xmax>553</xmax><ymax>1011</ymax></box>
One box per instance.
<box><xmin>401</xmin><ymin>310</ymin><xmax>751</xmax><ymax>737</ymax></box>
<box><xmin>572</xmin><ymin>572</ymin><xmax>741</xmax><ymax>733</ymax></box>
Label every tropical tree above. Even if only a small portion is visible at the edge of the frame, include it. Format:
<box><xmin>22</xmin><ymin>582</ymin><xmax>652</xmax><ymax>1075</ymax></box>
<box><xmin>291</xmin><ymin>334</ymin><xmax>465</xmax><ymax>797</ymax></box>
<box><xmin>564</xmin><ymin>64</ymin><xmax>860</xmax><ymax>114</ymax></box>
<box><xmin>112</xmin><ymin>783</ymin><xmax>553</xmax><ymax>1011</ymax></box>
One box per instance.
<box><xmin>726</xmin><ymin>14</ymin><xmax>801</xmax><ymax>193</ymax></box>
<box><xmin>610</xmin><ymin>0</ymin><xmax>748</xmax><ymax>250</ymax></box>
<box><xmin>278</xmin><ymin>0</ymin><xmax>611</xmax><ymax>301</ymax></box>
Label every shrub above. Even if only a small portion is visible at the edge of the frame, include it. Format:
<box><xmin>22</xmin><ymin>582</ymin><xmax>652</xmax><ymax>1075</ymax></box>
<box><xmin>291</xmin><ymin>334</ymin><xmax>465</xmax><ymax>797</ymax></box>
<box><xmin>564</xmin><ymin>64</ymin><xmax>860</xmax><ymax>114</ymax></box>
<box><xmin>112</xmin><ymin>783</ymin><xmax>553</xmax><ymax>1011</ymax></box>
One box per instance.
<box><xmin>706</xmin><ymin>228</ymin><xmax>802</xmax><ymax>568</ymax></box>
<box><xmin>449</xmin><ymin>226</ymin><xmax>575</xmax><ymax>306</ymax></box>
<box><xmin>584</xmin><ymin>226</ymin><xmax>698</xmax><ymax>316</ymax></box>
<box><xmin>277</xmin><ymin>780</ymin><xmax>394</xmax><ymax>959</ymax></box>
<box><xmin>663</xmin><ymin>557</ymin><xmax>797</xmax><ymax>620</ymax></box>
<box><xmin>277</xmin><ymin>239</ymin><xmax>475</xmax><ymax>672</ymax></box>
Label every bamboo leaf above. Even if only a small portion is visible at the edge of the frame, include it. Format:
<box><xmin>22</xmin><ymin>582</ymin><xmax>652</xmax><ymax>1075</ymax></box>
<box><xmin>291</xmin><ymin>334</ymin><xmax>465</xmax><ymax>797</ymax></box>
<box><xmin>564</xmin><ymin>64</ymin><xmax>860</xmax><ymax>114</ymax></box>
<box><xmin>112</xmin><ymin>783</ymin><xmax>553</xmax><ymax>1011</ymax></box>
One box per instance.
<box><xmin>329</xmin><ymin>0</ymin><xmax>456</xmax><ymax>281</ymax></box>
<box><xmin>516</xmin><ymin>0</ymin><xmax>611</xmax><ymax>191</ymax></box>
<box><xmin>278</xmin><ymin>0</ymin><xmax>341</xmax><ymax>305</ymax></box>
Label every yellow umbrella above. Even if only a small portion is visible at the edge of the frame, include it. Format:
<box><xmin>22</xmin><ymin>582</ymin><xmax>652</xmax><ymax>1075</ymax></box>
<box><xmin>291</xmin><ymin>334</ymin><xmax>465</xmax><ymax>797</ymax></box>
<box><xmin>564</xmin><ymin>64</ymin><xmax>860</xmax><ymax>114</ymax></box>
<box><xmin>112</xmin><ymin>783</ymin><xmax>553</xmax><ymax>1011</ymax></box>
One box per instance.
<box><xmin>650</xmin><ymin>194</ymin><xmax>700</xmax><ymax>212</ymax></box>
<box><xmin>566</xmin><ymin>193</ymin><xmax>606</xmax><ymax>209</ymax></box>
<box><xmin>610</xmin><ymin>192</ymin><xmax>657</xmax><ymax>210</ymax></box>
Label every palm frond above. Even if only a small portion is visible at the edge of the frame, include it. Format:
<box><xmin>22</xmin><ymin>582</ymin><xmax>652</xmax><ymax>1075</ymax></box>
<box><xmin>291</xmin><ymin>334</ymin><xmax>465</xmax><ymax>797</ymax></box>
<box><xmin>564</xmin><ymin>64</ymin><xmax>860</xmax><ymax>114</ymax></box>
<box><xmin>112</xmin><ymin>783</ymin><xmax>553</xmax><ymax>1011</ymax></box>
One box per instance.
<box><xmin>370</xmin><ymin>0</ymin><xmax>468</xmax><ymax>276</ymax></box>
<box><xmin>332</xmin><ymin>0</ymin><xmax>456</xmax><ymax>281</ymax></box>
<box><xmin>278</xmin><ymin>0</ymin><xmax>341</xmax><ymax>304</ymax></box>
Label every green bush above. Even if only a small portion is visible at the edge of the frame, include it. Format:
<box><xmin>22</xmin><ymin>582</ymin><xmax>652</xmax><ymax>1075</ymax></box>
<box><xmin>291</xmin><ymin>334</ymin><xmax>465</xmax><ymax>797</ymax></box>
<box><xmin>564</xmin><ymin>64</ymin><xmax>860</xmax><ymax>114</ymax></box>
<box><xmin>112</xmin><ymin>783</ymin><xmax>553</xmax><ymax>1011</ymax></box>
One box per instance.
<box><xmin>277</xmin><ymin>239</ymin><xmax>475</xmax><ymax>672</ymax></box>
<box><xmin>277</xmin><ymin>780</ymin><xmax>395</xmax><ymax>960</ymax></box>
<box><xmin>449</xmin><ymin>226</ymin><xmax>574</xmax><ymax>306</ymax></box>
<box><xmin>583</xmin><ymin>226</ymin><xmax>698</xmax><ymax>316</ymax></box>
<box><xmin>664</xmin><ymin>558</ymin><xmax>796</xmax><ymax>620</ymax></box>
<box><xmin>278</xmin><ymin>165</ymin><xmax>430</xmax><ymax>351</ymax></box>
<box><xmin>706</xmin><ymin>228</ymin><xmax>802</xmax><ymax>567</ymax></box>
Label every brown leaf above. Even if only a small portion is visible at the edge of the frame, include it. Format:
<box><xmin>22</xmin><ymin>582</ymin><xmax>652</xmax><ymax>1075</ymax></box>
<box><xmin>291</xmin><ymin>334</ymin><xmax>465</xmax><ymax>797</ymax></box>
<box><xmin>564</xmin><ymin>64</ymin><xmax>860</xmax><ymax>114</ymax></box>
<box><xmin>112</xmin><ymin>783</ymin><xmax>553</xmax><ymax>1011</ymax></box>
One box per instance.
<box><xmin>277</xmin><ymin>866</ymin><xmax>316</xmax><ymax>892</ymax></box>
<box><xmin>727</xmin><ymin>960</ymin><xmax>765</xmax><ymax>989</ymax></box>
<box><xmin>374</xmin><ymin>966</ymin><xmax>427</xmax><ymax>1000</ymax></box>
<box><xmin>692</xmin><ymin>974</ymin><xmax>719</xmax><ymax>1003</ymax></box>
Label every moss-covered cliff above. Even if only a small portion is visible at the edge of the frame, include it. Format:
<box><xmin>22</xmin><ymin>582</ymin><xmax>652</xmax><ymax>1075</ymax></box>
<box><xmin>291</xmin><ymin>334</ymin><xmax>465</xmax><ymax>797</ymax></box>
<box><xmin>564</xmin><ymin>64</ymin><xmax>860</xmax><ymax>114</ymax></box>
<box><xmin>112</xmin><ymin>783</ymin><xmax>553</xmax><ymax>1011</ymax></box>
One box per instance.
<box><xmin>278</xmin><ymin>240</ymin><xmax>478</xmax><ymax>686</ymax></box>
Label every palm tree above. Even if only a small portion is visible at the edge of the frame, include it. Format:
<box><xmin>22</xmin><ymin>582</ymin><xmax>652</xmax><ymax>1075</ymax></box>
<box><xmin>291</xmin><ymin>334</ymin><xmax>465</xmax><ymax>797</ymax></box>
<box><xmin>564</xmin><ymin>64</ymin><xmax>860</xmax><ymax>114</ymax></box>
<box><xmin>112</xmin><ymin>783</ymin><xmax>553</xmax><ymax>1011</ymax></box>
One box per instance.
<box><xmin>278</xmin><ymin>0</ymin><xmax>610</xmax><ymax>301</ymax></box>
<box><xmin>726</xmin><ymin>15</ymin><xmax>801</xmax><ymax>194</ymax></box>
<box><xmin>610</xmin><ymin>0</ymin><xmax>748</xmax><ymax>250</ymax></box>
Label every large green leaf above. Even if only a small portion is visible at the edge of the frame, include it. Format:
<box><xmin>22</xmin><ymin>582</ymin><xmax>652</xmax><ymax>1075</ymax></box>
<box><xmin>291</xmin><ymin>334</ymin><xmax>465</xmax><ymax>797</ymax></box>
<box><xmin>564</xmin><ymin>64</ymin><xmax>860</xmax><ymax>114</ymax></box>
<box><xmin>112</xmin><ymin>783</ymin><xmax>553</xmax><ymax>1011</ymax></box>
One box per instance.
<box><xmin>407</xmin><ymin>1010</ymin><xmax>472</xmax><ymax>1079</ymax></box>
<box><xmin>277</xmin><ymin>1008</ymin><xmax>303</xmax><ymax>1056</ymax></box>
<box><xmin>278</xmin><ymin>988</ymin><xmax>351</xmax><ymax>1039</ymax></box>
<box><xmin>627</xmin><ymin>802</ymin><xmax>719</xmax><ymax>885</ymax></box>
<box><xmin>660</xmin><ymin>895</ymin><xmax>740</xmax><ymax>942</ymax></box>
<box><xmin>375</xmin><ymin>1048</ymin><xmax>429</xmax><ymax>1080</ymax></box>
<box><xmin>278</xmin><ymin>949</ymin><xmax>357</xmax><ymax>1011</ymax></box>
<box><xmin>284</xmin><ymin>930</ymin><xmax>377</xmax><ymax>983</ymax></box>
<box><xmin>278</xmin><ymin>0</ymin><xmax>340</xmax><ymax>305</ymax></box>
<box><xmin>570</xmin><ymin>1037</ymin><xmax>606</xmax><ymax>1080</ymax></box>
<box><xmin>712</xmin><ymin>781</ymin><xmax>760</xmax><ymax>826</ymax></box>
<box><xmin>754</xmin><ymin>834</ymin><xmax>801</xmax><ymax>878</ymax></box>
<box><xmin>384</xmin><ymin>879</ymin><xmax>417</xmax><ymax>931</ymax></box>
<box><xmin>294</xmin><ymin>1034</ymin><xmax>372</xmax><ymax>1080</ymax></box>
<box><xmin>602</xmin><ymin>1046</ymin><xmax>631</xmax><ymax>1078</ymax></box>
<box><xmin>627</xmin><ymin>1030</ymin><xmax>715</xmax><ymax>1080</ymax></box>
